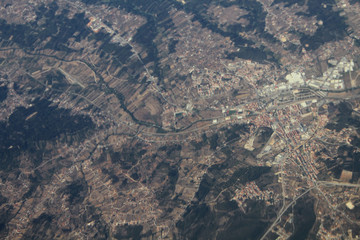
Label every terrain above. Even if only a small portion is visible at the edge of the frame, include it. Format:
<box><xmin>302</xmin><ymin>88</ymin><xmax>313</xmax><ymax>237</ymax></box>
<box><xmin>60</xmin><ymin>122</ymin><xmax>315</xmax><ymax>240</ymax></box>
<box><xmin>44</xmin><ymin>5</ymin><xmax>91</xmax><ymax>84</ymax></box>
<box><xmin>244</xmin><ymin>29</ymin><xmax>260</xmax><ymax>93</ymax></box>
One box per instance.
<box><xmin>1</xmin><ymin>0</ymin><xmax>360</xmax><ymax>239</ymax></box>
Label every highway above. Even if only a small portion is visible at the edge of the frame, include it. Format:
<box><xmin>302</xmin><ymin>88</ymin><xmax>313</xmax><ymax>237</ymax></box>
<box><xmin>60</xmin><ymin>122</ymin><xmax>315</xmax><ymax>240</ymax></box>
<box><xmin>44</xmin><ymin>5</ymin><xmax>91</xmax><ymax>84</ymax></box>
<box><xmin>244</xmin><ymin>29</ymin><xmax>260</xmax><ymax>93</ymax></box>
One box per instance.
<box><xmin>260</xmin><ymin>187</ymin><xmax>316</xmax><ymax>240</ymax></box>
<box><xmin>260</xmin><ymin>180</ymin><xmax>360</xmax><ymax>240</ymax></box>
<box><xmin>318</xmin><ymin>181</ymin><xmax>360</xmax><ymax>188</ymax></box>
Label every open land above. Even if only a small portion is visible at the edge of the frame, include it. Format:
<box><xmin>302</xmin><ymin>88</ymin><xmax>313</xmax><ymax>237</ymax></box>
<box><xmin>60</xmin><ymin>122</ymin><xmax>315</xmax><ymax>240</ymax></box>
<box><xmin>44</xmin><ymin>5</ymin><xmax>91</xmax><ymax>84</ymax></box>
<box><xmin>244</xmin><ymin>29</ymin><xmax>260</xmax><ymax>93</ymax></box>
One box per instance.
<box><xmin>1</xmin><ymin>0</ymin><xmax>360</xmax><ymax>239</ymax></box>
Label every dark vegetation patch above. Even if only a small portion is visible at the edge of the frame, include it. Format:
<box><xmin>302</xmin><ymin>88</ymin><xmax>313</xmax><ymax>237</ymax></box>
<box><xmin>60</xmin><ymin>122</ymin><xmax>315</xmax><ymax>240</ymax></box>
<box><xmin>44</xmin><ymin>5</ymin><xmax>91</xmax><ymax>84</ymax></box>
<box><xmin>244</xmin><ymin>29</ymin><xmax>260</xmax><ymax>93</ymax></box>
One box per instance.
<box><xmin>81</xmin><ymin>205</ymin><xmax>110</xmax><ymax>239</ymax></box>
<box><xmin>349</xmin><ymin>0</ymin><xmax>360</xmax><ymax>4</ymax></box>
<box><xmin>158</xmin><ymin>144</ymin><xmax>182</xmax><ymax>157</ymax></box>
<box><xmin>336</xmin><ymin>145</ymin><xmax>360</xmax><ymax>173</ymax></box>
<box><xmin>177</xmin><ymin>199</ymin><xmax>271</xmax><ymax>240</ymax></box>
<box><xmin>109</xmin><ymin>144</ymin><xmax>146</xmax><ymax>170</ymax></box>
<box><xmin>326</xmin><ymin>102</ymin><xmax>360</xmax><ymax>132</ymax></box>
<box><xmin>0</xmin><ymin>85</ymin><xmax>8</xmax><ymax>102</ymax></box>
<box><xmin>22</xmin><ymin>173</ymin><xmax>42</xmax><ymax>200</ymax></box>
<box><xmin>168</xmin><ymin>39</ymin><xmax>179</xmax><ymax>54</ymax></box>
<box><xmin>0</xmin><ymin>2</ymin><xmax>90</xmax><ymax>51</ymax></box>
<box><xmin>150</xmin><ymin>162</ymin><xmax>179</xmax><ymax>205</ymax></box>
<box><xmin>114</xmin><ymin>224</ymin><xmax>146</xmax><ymax>240</ymax></box>
<box><xmin>322</xmin><ymin>157</ymin><xmax>342</xmax><ymax>179</ymax></box>
<box><xmin>0</xmin><ymin>204</ymin><xmax>13</xmax><ymax>238</ymax></box>
<box><xmin>182</xmin><ymin>0</ymin><xmax>278</xmax><ymax>63</ymax></box>
<box><xmin>272</xmin><ymin>0</ymin><xmax>349</xmax><ymax>50</ymax></box>
<box><xmin>92</xmin><ymin>31</ymin><xmax>134</xmax><ymax>69</ymax></box>
<box><xmin>62</xmin><ymin>180</ymin><xmax>88</xmax><ymax>204</ymax></box>
<box><xmin>101</xmin><ymin>168</ymin><xmax>120</xmax><ymax>184</ymax></box>
<box><xmin>289</xmin><ymin>196</ymin><xmax>316</xmax><ymax>240</ymax></box>
<box><xmin>190</xmin><ymin>133</ymin><xmax>208</xmax><ymax>150</ymax></box>
<box><xmin>181</xmin><ymin>134</ymin><xmax>274</xmax><ymax>239</ymax></box>
<box><xmin>198</xmin><ymin>165</ymin><xmax>271</xmax><ymax>201</ymax></box>
<box><xmin>186</xmin><ymin>150</ymin><xmax>273</xmax><ymax>239</ymax></box>
<box><xmin>0</xmin><ymin>99</ymin><xmax>94</xmax><ymax>172</ymax></box>
<box><xmin>82</xmin><ymin>0</ymin><xmax>176</xmax><ymax>85</ymax></box>
<box><xmin>0</xmin><ymin>192</ymin><xmax>7</xmax><ymax>206</ymax></box>
<box><xmin>209</xmin><ymin>133</ymin><xmax>219</xmax><ymax>150</ymax></box>
<box><xmin>322</xmin><ymin>102</ymin><xmax>360</xmax><ymax>179</ymax></box>
<box><xmin>22</xmin><ymin>214</ymin><xmax>55</xmax><ymax>240</ymax></box>
<box><xmin>42</xmin><ymin>70</ymin><xmax>72</xmax><ymax>92</ymax></box>
<box><xmin>223</xmin><ymin>123</ymin><xmax>250</xmax><ymax>142</ymax></box>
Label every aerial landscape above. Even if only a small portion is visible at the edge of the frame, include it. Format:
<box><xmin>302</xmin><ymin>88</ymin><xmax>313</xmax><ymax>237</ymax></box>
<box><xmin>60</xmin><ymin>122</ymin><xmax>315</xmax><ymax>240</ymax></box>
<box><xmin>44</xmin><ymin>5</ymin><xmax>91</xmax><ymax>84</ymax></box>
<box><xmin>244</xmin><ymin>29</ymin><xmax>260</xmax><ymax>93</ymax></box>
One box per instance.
<box><xmin>1</xmin><ymin>0</ymin><xmax>360</xmax><ymax>239</ymax></box>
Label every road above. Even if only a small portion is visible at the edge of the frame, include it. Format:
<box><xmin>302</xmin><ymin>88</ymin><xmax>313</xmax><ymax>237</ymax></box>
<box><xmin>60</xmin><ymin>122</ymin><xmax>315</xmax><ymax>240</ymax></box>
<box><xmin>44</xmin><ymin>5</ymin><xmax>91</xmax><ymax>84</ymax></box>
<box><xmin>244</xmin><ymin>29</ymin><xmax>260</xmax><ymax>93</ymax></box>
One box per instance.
<box><xmin>260</xmin><ymin>187</ymin><xmax>315</xmax><ymax>240</ymax></box>
<box><xmin>318</xmin><ymin>181</ymin><xmax>360</xmax><ymax>188</ymax></box>
<box><xmin>260</xmin><ymin>180</ymin><xmax>360</xmax><ymax>239</ymax></box>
